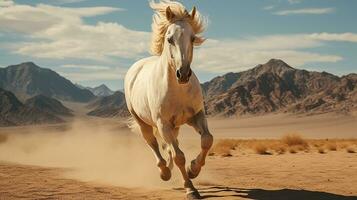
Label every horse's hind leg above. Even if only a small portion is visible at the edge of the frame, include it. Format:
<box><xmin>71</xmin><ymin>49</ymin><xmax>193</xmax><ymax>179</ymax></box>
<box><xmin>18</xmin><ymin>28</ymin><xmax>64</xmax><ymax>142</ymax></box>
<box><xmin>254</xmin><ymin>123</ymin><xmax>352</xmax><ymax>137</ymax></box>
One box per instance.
<box><xmin>162</xmin><ymin>143</ymin><xmax>174</xmax><ymax>170</ymax></box>
<box><xmin>133</xmin><ymin>115</ymin><xmax>171</xmax><ymax>181</ymax></box>
<box><xmin>186</xmin><ymin>110</ymin><xmax>213</xmax><ymax>179</ymax></box>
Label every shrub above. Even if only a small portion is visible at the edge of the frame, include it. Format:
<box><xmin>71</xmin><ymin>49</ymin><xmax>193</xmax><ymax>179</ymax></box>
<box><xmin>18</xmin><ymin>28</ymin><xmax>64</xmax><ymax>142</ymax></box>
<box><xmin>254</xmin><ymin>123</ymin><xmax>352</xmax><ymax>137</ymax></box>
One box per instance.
<box><xmin>254</xmin><ymin>143</ymin><xmax>271</xmax><ymax>155</ymax></box>
<box><xmin>282</xmin><ymin>133</ymin><xmax>308</xmax><ymax>147</ymax></box>
<box><xmin>210</xmin><ymin>139</ymin><xmax>237</xmax><ymax>157</ymax></box>
<box><xmin>327</xmin><ymin>143</ymin><xmax>337</xmax><ymax>151</ymax></box>
<box><xmin>318</xmin><ymin>147</ymin><xmax>326</xmax><ymax>154</ymax></box>
<box><xmin>346</xmin><ymin>147</ymin><xmax>356</xmax><ymax>153</ymax></box>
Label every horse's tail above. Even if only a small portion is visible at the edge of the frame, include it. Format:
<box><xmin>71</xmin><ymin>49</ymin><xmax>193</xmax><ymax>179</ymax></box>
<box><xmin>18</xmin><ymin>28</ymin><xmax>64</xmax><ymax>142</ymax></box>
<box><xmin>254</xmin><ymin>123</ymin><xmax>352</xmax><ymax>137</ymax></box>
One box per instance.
<box><xmin>127</xmin><ymin>117</ymin><xmax>162</xmax><ymax>139</ymax></box>
<box><xmin>127</xmin><ymin>117</ymin><xmax>140</xmax><ymax>135</ymax></box>
<box><xmin>127</xmin><ymin>117</ymin><xmax>167</xmax><ymax>150</ymax></box>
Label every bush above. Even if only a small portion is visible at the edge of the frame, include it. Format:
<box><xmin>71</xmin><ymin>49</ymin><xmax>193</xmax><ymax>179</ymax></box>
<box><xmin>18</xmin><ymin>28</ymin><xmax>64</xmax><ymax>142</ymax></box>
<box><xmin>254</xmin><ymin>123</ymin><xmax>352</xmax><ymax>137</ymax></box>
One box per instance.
<box><xmin>254</xmin><ymin>143</ymin><xmax>271</xmax><ymax>155</ymax></box>
<box><xmin>346</xmin><ymin>147</ymin><xmax>356</xmax><ymax>153</ymax></box>
<box><xmin>282</xmin><ymin>133</ymin><xmax>308</xmax><ymax>147</ymax></box>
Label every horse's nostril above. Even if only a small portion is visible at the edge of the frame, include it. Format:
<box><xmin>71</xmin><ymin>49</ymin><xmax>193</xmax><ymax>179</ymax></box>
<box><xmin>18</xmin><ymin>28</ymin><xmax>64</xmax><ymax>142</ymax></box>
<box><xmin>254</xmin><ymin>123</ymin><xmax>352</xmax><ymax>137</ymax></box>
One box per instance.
<box><xmin>176</xmin><ymin>70</ymin><xmax>181</xmax><ymax>79</ymax></box>
<box><xmin>188</xmin><ymin>69</ymin><xmax>192</xmax><ymax>78</ymax></box>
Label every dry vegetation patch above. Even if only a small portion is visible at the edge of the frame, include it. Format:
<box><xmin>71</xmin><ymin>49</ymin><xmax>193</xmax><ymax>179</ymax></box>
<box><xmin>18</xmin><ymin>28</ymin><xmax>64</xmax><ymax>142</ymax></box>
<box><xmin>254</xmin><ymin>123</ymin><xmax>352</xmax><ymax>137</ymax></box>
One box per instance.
<box><xmin>327</xmin><ymin>142</ymin><xmax>337</xmax><ymax>151</ymax></box>
<box><xmin>346</xmin><ymin>147</ymin><xmax>356</xmax><ymax>153</ymax></box>
<box><xmin>209</xmin><ymin>135</ymin><xmax>357</xmax><ymax>156</ymax></box>
<box><xmin>282</xmin><ymin>134</ymin><xmax>308</xmax><ymax>146</ymax></box>
<box><xmin>209</xmin><ymin>139</ymin><xmax>237</xmax><ymax>157</ymax></box>
<box><xmin>318</xmin><ymin>147</ymin><xmax>326</xmax><ymax>154</ymax></box>
<box><xmin>254</xmin><ymin>143</ymin><xmax>271</xmax><ymax>155</ymax></box>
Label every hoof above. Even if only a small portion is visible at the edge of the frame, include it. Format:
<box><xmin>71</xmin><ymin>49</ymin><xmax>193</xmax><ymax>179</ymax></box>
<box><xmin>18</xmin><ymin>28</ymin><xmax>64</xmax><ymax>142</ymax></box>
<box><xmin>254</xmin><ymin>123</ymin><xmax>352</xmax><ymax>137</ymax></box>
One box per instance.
<box><xmin>186</xmin><ymin>190</ymin><xmax>201</xmax><ymax>200</ymax></box>
<box><xmin>187</xmin><ymin>161</ymin><xmax>201</xmax><ymax>179</ymax></box>
<box><xmin>160</xmin><ymin>166</ymin><xmax>171</xmax><ymax>181</ymax></box>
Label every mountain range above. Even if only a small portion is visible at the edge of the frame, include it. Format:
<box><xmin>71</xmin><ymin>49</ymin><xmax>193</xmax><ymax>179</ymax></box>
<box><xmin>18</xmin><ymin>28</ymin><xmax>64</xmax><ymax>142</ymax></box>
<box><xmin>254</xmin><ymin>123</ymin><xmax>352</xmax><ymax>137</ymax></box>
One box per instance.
<box><xmin>25</xmin><ymin>95</ymin><xmax>73</xmax><ymax>117</ymax></box>
<box><xmin>202</xmin><ymin>59</ymin><xmax>357</xmax><ymax>116</ymax></box>
<box><xmin>87</xmin><ymin>91</ymin><xmax>129</xmax><ymax>118</ymax></box>
<box><xmin>76</xmin><ymin>83</ymin><xmax>114</xmax><ymax>97</ymax></box>
<box><xmin>0</xmin><ymin>62</ymin><xmax>95</xmax><ymax>102</ymax></box>
<box><xmin>0</xmin><ymin>59</ymin><xmax>356</xmax><ymax>126</ymax></box>
<box><xmin>0</xmin><ymin>88</ymin><xmax>64</xmax><ymax>126</ymax></box>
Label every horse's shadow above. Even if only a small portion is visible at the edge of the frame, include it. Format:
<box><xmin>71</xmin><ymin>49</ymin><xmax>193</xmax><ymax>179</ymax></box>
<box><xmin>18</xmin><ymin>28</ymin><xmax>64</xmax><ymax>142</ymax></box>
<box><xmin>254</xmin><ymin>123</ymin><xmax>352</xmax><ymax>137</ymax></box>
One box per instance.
<box><xmin>193</xmin><ymin>186</ymin><xmax>357</xmax><ymax>200</ymax></box>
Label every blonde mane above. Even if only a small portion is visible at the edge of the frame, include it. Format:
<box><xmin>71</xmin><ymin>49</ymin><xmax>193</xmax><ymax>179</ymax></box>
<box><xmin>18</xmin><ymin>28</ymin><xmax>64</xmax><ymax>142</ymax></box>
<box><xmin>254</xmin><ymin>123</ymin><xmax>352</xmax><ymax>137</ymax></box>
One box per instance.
<box><xmin>149</xmin><ymin>0</ymin><xmax>206</xmax><ymax>55</ymax></box>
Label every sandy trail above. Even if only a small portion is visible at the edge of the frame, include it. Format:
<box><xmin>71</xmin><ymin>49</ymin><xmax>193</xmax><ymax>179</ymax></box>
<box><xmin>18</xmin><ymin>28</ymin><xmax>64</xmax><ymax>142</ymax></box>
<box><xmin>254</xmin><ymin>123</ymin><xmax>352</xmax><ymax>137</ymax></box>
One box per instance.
<box><xmin>0</xmin><ymin>151</ymin><xmax>356</xmax><ymax>199</ymax></box>
<box><xmin>0</xmin><ymin>114</ymin><xmax>356</xmax><ymax>199</ymax></box>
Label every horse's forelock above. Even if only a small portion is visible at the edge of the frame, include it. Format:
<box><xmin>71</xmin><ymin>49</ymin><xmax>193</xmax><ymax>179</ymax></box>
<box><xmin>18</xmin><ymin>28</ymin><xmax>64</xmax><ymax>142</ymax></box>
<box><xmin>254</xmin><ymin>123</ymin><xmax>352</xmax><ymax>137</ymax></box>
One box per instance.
<box><xmin>149</xmin><ymin>0</ymin><xmax>206</xmax><ymax>55</ymax></box>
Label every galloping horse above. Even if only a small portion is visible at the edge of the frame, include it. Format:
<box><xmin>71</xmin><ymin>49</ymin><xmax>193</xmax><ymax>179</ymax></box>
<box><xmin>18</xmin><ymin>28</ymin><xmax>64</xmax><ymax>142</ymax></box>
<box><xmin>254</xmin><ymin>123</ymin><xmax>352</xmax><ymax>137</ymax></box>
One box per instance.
<box><xmin>124</xmin><ymin>1</ymin><xmax>213</xmax><ymax>199</ymax></box>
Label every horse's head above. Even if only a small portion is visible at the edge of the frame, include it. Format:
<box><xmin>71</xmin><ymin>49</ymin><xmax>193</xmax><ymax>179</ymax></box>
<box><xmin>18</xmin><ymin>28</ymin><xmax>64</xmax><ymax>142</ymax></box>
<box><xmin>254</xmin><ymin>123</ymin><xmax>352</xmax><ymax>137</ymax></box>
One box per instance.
<box><xmin>164</xmin><ymin>6</ymin><xmax>205</xmax><ymax>84</ymax></box>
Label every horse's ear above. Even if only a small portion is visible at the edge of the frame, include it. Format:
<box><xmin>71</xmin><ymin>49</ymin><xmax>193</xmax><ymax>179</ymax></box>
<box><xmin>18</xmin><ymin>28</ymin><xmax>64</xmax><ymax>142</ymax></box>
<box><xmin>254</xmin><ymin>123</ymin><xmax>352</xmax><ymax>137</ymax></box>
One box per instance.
<box><xmin>193</xmin><ymin>36</ymin><xmax>206</xmax><ymax>46</ymax></box>
<box><xmin>166</xmin><ymin>6</ymin><xmax>175</xmax><ymax>21</ymax></box>
<box><xmin>190</xmin><ymin>6</ymin><xmax>196</xmax><ymax>20</ymax></box>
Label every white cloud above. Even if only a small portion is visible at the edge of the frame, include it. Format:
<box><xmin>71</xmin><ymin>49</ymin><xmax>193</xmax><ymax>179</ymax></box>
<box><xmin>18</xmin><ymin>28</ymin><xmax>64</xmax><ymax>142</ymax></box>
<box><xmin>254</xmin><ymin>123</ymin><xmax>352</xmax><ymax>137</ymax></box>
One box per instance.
<box><xmin>263</xmin><ymin>5</ymin><xmax>275</xmax><ymax>10</ymax></box>
<box><xmin>309</xmin><ymin>32</ymin><xmax>357</xmax><ymax>42</ymax></box>
<box><xmin>50</xmin><ymin>0</ymin><xmax>88</xmax><ymax>5</ymax></box>
<box><xmin>58</xmin><ymin>65</ymin><xmax>126</xmax><ymax>81</ymax></box>
<box><xmin>274</xmin><ymin>8</ymin><xmax>334</xmax><ymax>15</ymax></box>
<box><xmin>288</xmin><ymin>0</ymin><xmax>303</xmax><ymax>4</ymax></box>
<box><xmin>192</xmin><ymin>33</ymin><xmax>352</xmax><ymax>73</ymax></box>
<box><xmin>60</xmin><ymin>64</ymin><xmax>111</xmax><ymax>70</ymax></box>
<box><xmin>0</xmin><ymin>2</ymin><xmax>149</xmax><ymax>61</ymax></box>
<box><xmin>0</xmin><ymin>0</ymin><xmax>13</xmax><ymax>7</ymax></box>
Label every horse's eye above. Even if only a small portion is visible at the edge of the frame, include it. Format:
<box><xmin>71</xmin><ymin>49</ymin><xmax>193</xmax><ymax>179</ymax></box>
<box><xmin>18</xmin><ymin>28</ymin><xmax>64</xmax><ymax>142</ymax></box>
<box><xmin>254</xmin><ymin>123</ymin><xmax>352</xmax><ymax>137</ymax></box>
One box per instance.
<box><xmin>167</xmin><ymin>37</ymin><xmax>174</xmax><ymax>45</ymax></box>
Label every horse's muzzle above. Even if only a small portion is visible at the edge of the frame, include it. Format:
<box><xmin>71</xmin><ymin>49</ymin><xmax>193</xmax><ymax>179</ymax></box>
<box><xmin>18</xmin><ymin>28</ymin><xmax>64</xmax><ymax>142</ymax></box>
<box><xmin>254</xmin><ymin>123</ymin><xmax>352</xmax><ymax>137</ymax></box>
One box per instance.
<box><xmin>176</xmin><ymin>68</ymin><xmax>192</xmax><ymax>84</ymax></box>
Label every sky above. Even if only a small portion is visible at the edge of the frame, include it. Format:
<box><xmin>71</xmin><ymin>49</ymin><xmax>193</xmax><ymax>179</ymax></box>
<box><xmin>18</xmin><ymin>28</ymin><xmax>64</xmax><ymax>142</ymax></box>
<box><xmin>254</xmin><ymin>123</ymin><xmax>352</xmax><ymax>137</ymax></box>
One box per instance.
<box><xmin>0</xmin><ymin>0</ymin><xmax>357</xmax><ymax>90</ymax></box>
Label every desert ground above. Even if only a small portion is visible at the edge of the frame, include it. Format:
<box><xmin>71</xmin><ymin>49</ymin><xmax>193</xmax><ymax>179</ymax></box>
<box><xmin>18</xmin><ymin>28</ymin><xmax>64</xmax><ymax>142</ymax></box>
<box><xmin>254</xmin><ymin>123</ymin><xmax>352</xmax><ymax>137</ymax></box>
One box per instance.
<box><xmin>0</xmin><ymin>103</ymin><xmax>356</xmax><ymax>199</ymax></box>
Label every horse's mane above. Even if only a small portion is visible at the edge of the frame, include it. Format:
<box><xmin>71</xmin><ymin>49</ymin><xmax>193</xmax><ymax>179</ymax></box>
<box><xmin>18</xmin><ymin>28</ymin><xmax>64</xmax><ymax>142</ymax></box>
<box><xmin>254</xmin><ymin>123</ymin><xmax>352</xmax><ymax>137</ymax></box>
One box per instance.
<box><xmin>149</xmin><ymin>0</ymin><xmax>206</xmax><ymax>55</ymax></box>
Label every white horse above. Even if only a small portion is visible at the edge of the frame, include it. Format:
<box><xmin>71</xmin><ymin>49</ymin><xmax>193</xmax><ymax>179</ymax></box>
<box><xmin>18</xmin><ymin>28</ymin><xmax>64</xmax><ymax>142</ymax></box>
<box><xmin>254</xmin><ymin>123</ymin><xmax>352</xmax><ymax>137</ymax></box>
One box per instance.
<box><xmin>124</xmin><ymin>1</ymin><xmax>213</xmax><ymax>199</ymax></box>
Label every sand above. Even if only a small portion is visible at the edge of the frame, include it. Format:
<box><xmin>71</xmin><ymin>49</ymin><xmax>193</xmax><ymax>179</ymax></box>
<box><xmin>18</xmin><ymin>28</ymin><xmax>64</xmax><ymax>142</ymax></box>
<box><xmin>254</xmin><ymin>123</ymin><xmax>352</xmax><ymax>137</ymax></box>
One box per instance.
<box><xmin>0</xmin><ymin>112</ymin><xmax>356</xmax><ymax>199</ymax></box>
<box><xmin>0</xmin><ymin>152</ymin><xmax>356</xmax><ymax>199</ymax></box>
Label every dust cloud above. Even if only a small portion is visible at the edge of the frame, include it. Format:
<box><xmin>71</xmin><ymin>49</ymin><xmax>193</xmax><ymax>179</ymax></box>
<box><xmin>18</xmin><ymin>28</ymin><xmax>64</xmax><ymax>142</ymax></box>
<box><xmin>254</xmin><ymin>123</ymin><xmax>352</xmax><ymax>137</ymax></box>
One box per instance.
<box><xmin>0</xmin><ymin>119</ymin><xmax>203</xmax><ymax>188</ymax></box>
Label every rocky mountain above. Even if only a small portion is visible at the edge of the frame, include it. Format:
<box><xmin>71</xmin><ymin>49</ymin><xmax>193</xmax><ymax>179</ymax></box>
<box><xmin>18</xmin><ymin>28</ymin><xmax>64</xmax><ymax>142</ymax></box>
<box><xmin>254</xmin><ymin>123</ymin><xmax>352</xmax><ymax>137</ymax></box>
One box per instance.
<box><xmin>0</xmin><ymin>88</ymin><xmax>63</xmax><ymax>126</ymax></box>
<box><xmin>87</xmin><ymin>91</ymin><xmax>129</xmax><ymax>118</ymax></box>
<box><xmin>0</xmin><ymin>62</ymin><xmax>95</xmax><ymax>102</ymax></box>
<box><xmin>203</xmin><ymin>59</ymin><xmax>357</xmax><ymax>116</ymax></box>
<box><xmin>25</xmin><ymin>95</ymin><xmax>73</xmax><ymax>116</ymax></box>
<box><xmin>86</xmin><ymin>84</ymin><xmax>114</xmax><ymax>97</ymax></box>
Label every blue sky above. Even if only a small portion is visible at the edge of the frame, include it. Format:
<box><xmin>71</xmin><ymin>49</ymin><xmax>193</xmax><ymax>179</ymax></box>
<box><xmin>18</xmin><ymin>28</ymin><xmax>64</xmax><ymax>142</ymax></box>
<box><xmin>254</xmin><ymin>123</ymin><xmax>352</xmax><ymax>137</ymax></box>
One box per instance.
<box><xmin>1</xmin><ymin>0</ymin><xmax>357</xmax><ymax>90</ymax></box>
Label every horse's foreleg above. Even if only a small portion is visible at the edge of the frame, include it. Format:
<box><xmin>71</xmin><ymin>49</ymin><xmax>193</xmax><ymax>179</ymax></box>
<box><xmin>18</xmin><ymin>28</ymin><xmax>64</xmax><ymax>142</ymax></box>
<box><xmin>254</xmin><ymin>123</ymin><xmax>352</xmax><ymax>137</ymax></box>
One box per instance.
<box><xmin>187</xmin><ymin>110</ymin><xmax>213</xmax><ymax>179</ymax></box>
<box><xmin>157</xmin><ymin>120</ymin><xmax>200</xmax><ymax>200</ymax></box>
<box><xmin>137</xmin><ymin>121</ymin><xmax>171</xmax><ymax>181</ymax></box>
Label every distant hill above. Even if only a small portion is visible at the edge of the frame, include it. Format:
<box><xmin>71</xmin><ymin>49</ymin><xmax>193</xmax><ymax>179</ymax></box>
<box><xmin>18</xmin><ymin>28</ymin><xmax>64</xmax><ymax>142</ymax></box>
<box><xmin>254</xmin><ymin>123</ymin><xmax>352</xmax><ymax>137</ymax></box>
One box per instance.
<box><xmin>0</xmin><ymin>62</ymin><xmax>95</xmax><ymax>102</ymax></box>
<box><xmin>203</xmin><ymin>59</ymin><xmax>357</xmax><ymax>116</ymax></box>
<box><xmin>86</xmin><ymin>84</ymin><xmax>114</xmax><ymax>97</ymax></box>
<box><xmin>0</xmin><ymin>88</ymin><xmax>63</xmax><ymax>126</ymax></box>
<box><xmin>87</xmin><ymin>91</ymin><xmax>129</xmax><ymax>118</ymax></box>
<box><xmin>1</xmin><ymin>59</ymin><xmax>355</xmax><ymax>120</ymax></box>
<box><xmin>25</xmin><ymin>95</ymin><xmax>73</xmax><ymax>117</ymax></box>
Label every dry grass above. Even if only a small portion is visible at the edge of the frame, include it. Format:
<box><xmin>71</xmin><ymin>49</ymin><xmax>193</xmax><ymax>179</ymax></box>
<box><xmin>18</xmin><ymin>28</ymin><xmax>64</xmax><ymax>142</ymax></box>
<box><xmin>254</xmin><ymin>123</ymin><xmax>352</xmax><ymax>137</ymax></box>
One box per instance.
<box><xmin>289</xmin><ymin>147</ymin><xmax>298</xmax><ymax>154</ymax></box>
<box><xmin>282</xmin><ymin>134</ymin><xmax>308</xmax><ymax>147</ymax></box>
<box><xmin>209</xmin><ymin>139</ymin><xmax>237</xmax><ymax>157</ymax></box>
<box><xmin>318</xmin><ymin>147</ymin><xmax>326</xmax><ymax>154</ymax></box>
<box><xmin>254</xmin><ymin>143</ymin><xmax>271</xmax><ymax>155</ymax></box>
<box><xmin>270</xmin><ymin>144</ymin><xmax>287</xmax><ymax>154</ymax></box>
<box><xmin>209</xmin><ymin>137</ymin><xmax>357</xmax><ymax>156</ymax></box>
<box><xmin>327</xmin><ymin>142</ymin><xmax>337</xmax><ymax>151</ymax></box>
<box><xmin>346</xmin><ymin>147</ymin><xmax>356</xmax><ymax>153</ymax></box>
<box><xmin>281</xmin><ymin>134</ymin><xmax>309</xmax><ymax>153</ymax></box>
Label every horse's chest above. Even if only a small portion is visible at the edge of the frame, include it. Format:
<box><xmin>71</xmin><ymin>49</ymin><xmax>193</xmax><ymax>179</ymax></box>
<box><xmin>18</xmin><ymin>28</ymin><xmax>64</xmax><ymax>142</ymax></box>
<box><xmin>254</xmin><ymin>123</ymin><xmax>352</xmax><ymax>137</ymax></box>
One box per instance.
<box><xmin>160</xmin><ymin>94</ymin><xmax>199</xmax><ymax>125</ymax></box>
